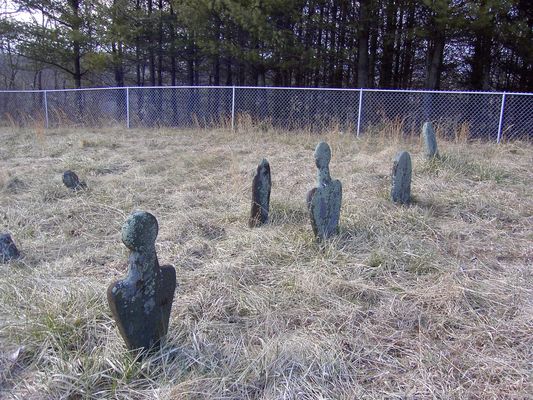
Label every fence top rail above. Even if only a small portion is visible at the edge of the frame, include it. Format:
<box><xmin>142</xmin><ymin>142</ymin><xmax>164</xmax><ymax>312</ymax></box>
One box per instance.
<box><xmin>0</xmin><ymin>89</ymin><xmax>44</xmax><ymax>93</ymax></box>
<box><xmin>0</xmin><ymin>86</ymin><xmax>532</xmax><ymax>96</ymax></box>
<box><xmin>227</xmin><ymin>86</ymin><xmax>517</xmax><ymax>95</ymax></box>
<box><xmin>0</xmin><ymin>87</ymin><xmax>123</xmax><ymax>93</ymax></box>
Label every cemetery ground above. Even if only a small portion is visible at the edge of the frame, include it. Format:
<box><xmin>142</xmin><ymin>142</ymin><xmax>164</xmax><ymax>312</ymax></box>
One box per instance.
<box><xmin>0</xmin><ymin>124</ymin><xmax>532</xmax><ymax>399</ymax></box>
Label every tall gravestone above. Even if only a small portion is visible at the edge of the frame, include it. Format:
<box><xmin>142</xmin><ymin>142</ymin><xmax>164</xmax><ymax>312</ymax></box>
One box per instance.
<box><xmin>62</xmin><ymin>170</ymin><xmax>87</xmax><ymax>191</ymax></box>
<box><xmin>107</xmin><ymin>211</ymin><xmax>176</xmax><ymax>353</ymax></box>
<box><xmin>249</xmin><ymin>159</ymin><xmax>271</xmax><ymax>228</ymax></box>
<box><xmin>307</xmin><ymin>142</ymin><xmax>342</xmax><ymax>240</ymax></box>
<box><xmin>391</xmin><ymin>151</ymin><xmax>412</xmax><ymax>205</ymax></box>
<box><xmin>0</xmin><ymin>233</ymin><xmax>20</xmax><ymax>263</ymax></box>
<box><xmin>422</xmin><ymin>122</ymin><xmax>439</xmax><ymax>159</ymax></box>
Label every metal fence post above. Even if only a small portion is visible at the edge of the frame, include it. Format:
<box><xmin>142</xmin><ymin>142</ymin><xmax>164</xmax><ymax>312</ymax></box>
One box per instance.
<box><xmin>356</xmin><ymin>89</ymin><xmax>363</xmax><ymax>137</ymax></box>
<box><xmin>126</xmin><ymin>87</ymin><xmax>130</xmax><ymax>128</ymax></box>
<box><xmin>496</xmin><ymin>92</ymin><xmax>506</xmax><ymax>143</ymax></box>
<box><xmin>44</xmin><ymin>90</ymin><xmax>49</xmax><ymax>128</ymax></box>
<box><xmin>231</xmin><ymin>86</ymin><xmax>236</xmax><ymax>131</ymax></box>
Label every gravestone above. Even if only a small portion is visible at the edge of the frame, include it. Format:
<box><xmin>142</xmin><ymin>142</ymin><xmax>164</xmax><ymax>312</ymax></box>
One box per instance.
<box><xmin>307</xmin><ymin>142</ymin><xmax>342</xmax><ymax>240</ymax></box>
<box><xmin>391</xmin><ymin>151</ymin><xmax>412</xmax><ymax>204</ymax></box>
<box><xmin>249</xmin><ymin>159</ymin><xmax>271</xmax><ymax>228</ymax></box>
<box><xmin>0</xmin><ymin>233</ymin><xmax>20</xmax><ymax>263</ymax></box>
<box><xmin>422</xmin><ymin>122</ymin><xmax>439</xmax><ymax>159</ymax></box>
<box><xmin>107</xmin><ymin>211</ymin><xmax>176</xmax><ymax>353</ymax></box>
<box><xmin>62</xmin><ymin>170</ymin><xmax>87</xmax><ymax>191</ymax></box>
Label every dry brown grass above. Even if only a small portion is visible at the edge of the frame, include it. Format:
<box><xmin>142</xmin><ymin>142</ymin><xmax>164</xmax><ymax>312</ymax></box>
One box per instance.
<box><xmin>0</xmin><ymin>125</ymin><xmax>532</xmax><ymax>399</ymax></box>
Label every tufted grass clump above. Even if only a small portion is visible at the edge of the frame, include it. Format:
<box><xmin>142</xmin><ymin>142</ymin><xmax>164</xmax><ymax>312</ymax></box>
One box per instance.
<box><xmin>0</xmin><ymin>125</ymin><xmax>532</xmax><ymax>399</ymax></box>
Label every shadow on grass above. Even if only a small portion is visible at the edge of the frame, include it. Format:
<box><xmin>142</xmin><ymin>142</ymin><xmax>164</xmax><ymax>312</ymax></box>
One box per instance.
<box><xmin>337</xmin><ymin>222</ymin><xmax>376</xmax><ymax>246</ymax></box>
<box><xmin>269</xmin><ymin>200</ymin><xmax>309</xmax><ymax>226</ymax></box>
<box><xmin>418</xmin><ymin>153</ymin><xmax>511</xmax><ymax>183</ymax></box>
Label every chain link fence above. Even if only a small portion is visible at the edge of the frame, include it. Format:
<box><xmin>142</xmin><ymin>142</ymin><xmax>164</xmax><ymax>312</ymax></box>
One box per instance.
<box><xmin>0</xmin><ymin>86</ymin><xmax>531</xmax><ymax>141</ymax></box>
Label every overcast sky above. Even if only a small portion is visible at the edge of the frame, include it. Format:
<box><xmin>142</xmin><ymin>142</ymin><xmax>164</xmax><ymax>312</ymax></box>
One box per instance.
<box><xmin>2</xmin><ymin>1</ymin><xmax>41</xmax><ymax>23</ymax></box>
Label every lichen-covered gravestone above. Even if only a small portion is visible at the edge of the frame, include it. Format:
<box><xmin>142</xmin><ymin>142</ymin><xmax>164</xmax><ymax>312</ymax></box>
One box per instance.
<box><xmin>306</xmin><ymin>142</ymin><xmax>342</xmax><ymax>240</ymax></box>
<box><xmin>249</xmin><ymin>159</ymin><xmax>271</xmax><ymax>228</ymax></box>
<box><xmin>422</xmin><ymin>122</ymin><xmax>439</xmax><ymax>159</ymax></box>
<box><xmin>62</xmin><ymin>170</ymin><xmax>87</xmax><ymax>191</ymax></box>
<box><xmin>391</xmin><ymin>151</ymin><xmax>412</xmax><ymax>205</ymax></box>
<box><xmin>107</xmin><ymin>211</ymin><xmax>176</xmax><ymax>353</ymax></box>
<box><xmin>0</xmin><ymin>233</ymin><xmax>20</xmax><ymax>263</ymax></box>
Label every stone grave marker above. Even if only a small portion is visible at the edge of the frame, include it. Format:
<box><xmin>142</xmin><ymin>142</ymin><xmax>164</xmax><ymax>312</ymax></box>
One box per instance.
<box><xmin>0</xmin><ymin>233</ymin><xmax>20</xmax><ymax>263</ymax></box>
<box><xmin>391</xmin><ymin>151</ymin><xmax>412</xmax><ymax>205</ymax></box>
<box><xmin>107</xmin><ymin>211</ymin><xmax>176</xmax><ymax>353</ymax></box>
<box><xmin>62</xmin><ymin>170</ymin><xmax>87</xmax><ymax>191</ymax></box>
<box><xmin>249</xmin><ymin>159</ymin><xmax>271</xmax><ymax>228</ymax></box>
<box><xmin>422</xmin><ymin>122</ymin><xmax>439</xmax><ymax>159</ymax></box>
<box><xmin>307</xmin><ymin>142</ymin><xmax>342</xmax><ymax>240</ymax></box>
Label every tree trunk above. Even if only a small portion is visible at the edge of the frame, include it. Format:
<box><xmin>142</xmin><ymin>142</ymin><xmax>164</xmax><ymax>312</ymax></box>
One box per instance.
<box><xmin>169</xmin><ymin>2</ymin><xmax>177</xmax><ymax>86</ymax></box>
<box><xmin>147</xmin><ymin>0</ymin><xmax>156</xmax><ymax>86</ymax></box>
<box><xmin>368</xmin><ymin>0</ymin><xmax>380</xmax><ymax>88</ymax></box>
<box><xmin>425</xmin><ymin>31</ymin><xmax>445</xmax><ymax>90</ymax></box>
<box><xmin>157</xmin><ymin>0</ymin><xmax>163</xmax><ymax>86</ymax></box>
<box><xmin>188</xmin><ymin>58</ymin><xmax>194</xmax><ymax>85</ymax></box>
<box><xmin>470</xmin><ymin>1</ymin><xmax>493</xmax><ymax>91</ymax></box>
<box><xmin>379</xmin><ymin>0</ymin><xmax>396</xmax><ymax>88</ymax></box>
<box><xmin>327</xmin><ymin>2</ymin><xmax>337</xmax><ymax>86</ymax></box>
<box><xmin>399</xmin><ymin>0</ymin><xmax>415</xmax><ymax>88</ymax></box>
<box><xmin>392</xmin><ymin>3</ymin><xmax>404</xmax><ymax>87</ymax></box>
<box><xmin>226</xmin><ymin>58</ymin><xmax>233</xmax><ymax>85</ymax></box>
<box><xmin>314</xmin><ymin>4</ymin><xmax>325</xmax><ymax>86</ymax></box>
<box><xmin>357</xmin><ymin>0</ymin><xmax>370</xmax><ymax>88</ymax></box>
<box><xmin>333</xmin><ymin>1</ymin><xmax>347</xmax><ymax>87</ymax></box>
<box><xmin>213</xmin><ymin>16</ymin><xmax>221</xmax><ymax>86</ymax></box>
<box><xmin>470</xmin><ymin>33</ymin><xmax>492</xmax><ymax>90</ymax></box>
<box><xmin>70</xmin><ymin>0</ymin><xmax>82</xmax><ymax>88</ymax></box>
<box><xmin>112</xmin><ymin>42</ymin><xmax>125</xmax><ymax>86</ymax></box>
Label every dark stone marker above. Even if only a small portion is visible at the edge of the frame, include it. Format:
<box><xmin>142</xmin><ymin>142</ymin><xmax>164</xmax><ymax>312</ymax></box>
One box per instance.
<box><xmin>249</xmin><ymin>159</ymin><xmax>271</xmax><ymax>228</ymax></box>
<box><xmin>107</xmin><ymin>211</ymin><xmax>176</xmax><ymax>353</ymax></box>
<box><xmin>62</xmin><ymin>170</ymin><xmax>87</xmax><ymax>191</ymax></box>
<box><xmin>391</xmin><ymin>151</ymin><xmax>412</xmax><ymax>205</ymax></box>
<box><xmin>0</xmin><ymin>233</ymin><xmax>20</xmax><ymax>263</ymax></box>
<box><xmin>422</xmin><ymin>122</ymin><xmax>439</xmax><ymax>159</ymax></box>
<box><xmin>307</xmin><ymin>142</ymin><xmax>342</xmax><ymax>240</ymax></box>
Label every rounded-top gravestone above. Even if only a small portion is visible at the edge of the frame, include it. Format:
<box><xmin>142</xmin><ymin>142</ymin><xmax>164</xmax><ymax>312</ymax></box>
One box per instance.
<box><xmin>422</xmin><ymin>122</ymin><xmax>439</xmax><ymax>159</ymax></box>
<box><xmin>249</xmin><ymin>159</ymin><xmax>271</xmax><ymax>228</ymax></box>
<box><xmin>391</xmin><ymin>150</ymin><xmax>412</xmax><ymax>205</ymax></box>
<box><xmin>107</xmin><ymin>211</ymin><xmax>177</xmax><ymax>353</ymax></box>
<box><xmin>307</xmin><ymin>142</ymin><xmax>342</xmax><ymax>240</ymax></box>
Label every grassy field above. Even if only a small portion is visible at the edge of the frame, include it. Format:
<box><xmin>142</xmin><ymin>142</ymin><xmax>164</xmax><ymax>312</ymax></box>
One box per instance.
<box><xmin>0</xmin><ymin>125</ymin><xmax>532</xmax><ymax>399</ymax></box>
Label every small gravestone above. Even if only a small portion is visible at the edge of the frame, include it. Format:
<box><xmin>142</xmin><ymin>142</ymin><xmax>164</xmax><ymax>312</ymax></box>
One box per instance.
<box><xmin>249</xmin><ymin>159</ymin><xmax>271</xmax><ymax>228</ymax></box>
<box><xmin>107</xmin><ymin>211</ymin><xmax>176</xmax><ymax>353</ymax></box>
<box><xmin>0</xmin><ymin>233</ymin><xmax>20</xmax><ymax>263</ymax></box>
<box><xmin>422</xmin><ymin>122</ymin><xmax>439</xmax><ymax>159</ymax></box>
<box><xmin>307</xmin><ymin>142</ymin><xmax>342</xmax><ymax>240</ymax></box>
<box><xmin>62</xmin><ymin>170</ymin><xmax>87</xmax><ymax>191</ymax></box>
<box><xmin>391</xmin><ymin>151</ymin><xmax>412</xmax><ymax>205</ymax></box>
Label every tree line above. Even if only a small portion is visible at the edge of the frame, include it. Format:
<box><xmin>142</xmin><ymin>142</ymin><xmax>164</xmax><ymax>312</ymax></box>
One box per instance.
<box><xmin>1</xmin><ymin>0</ymin><xmax>532</xmax><ymax>91</ymax></box>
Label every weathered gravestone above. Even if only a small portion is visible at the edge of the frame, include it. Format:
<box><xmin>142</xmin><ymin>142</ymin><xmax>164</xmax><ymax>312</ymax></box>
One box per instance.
<box><xmin>107</xmin><ymin>211</ymin><xmax>176</xmax><ymax>353</ymax></box>
<box><xmin>422</xmin><ymin>122</ymin><xmax>439</xmax><ymax>159</ymax></box>
<box><xmin>62</xmin><ymin>170</ymin><xmax>87</xmax><ymax>191</ymax></box>
<box><xmin>306</xmin><ymin>142</ymin><xmax>342</xmax><ymax>240</ymax></box>
<box><xmin>391</xmin><ymin>151</ymin><xmax>412</xmax><ymax>205</ymax></box>
<box><xmin>249</xmin><ymin>159</ymin><xmax>271</xmax><ymax>228</ymax></box>
<box><xmin>0</xmin><ymin>233</ymin><xmax>20</xmax><ymax>263</ymax></box>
